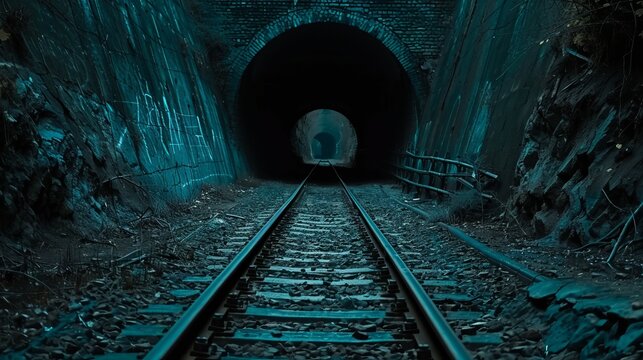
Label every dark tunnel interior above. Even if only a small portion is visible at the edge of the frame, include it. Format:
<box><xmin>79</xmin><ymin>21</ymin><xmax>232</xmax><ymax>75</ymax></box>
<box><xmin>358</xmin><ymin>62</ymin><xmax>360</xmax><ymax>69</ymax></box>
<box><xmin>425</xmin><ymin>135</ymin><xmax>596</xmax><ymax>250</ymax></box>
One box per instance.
<box><xmin>236</xmin><ymin>22</ymin><xmax>416</xmax><ymax>180</ymax></box>
<box><xmin>313</xmin><ymin>132</ymin><xmax>337</xmax><ymax>159</ymax></box>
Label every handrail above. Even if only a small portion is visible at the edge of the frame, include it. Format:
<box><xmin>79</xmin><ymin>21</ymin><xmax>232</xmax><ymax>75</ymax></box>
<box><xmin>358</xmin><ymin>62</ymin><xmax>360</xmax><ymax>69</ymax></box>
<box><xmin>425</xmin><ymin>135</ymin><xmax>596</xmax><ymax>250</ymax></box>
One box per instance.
<box><xmin>334</xmin><ymin>165</ymin><xmax>472</xmax><ymax>360</ymax></box>
<box><xmin>400</xmin><ymin>151</ymin><xmax>498</xmax><ymax>179</ymax></box>
<box><xmin>144</xmin><ymin>165</ymin><xmax>316</xmax><ymax>359</ymax></box>
<box><xmin>391</xmin><ymin>163</ymin><xmax>476</xmax><ymax>179</ymax></box>
<box><xmin>392</xmin><ymin>151</ymin><xmax>498</xmax><ymax>198</ymax></box>
<box><xmin>455</xmin><ymin>178</ymin><xmax>493</xmax><ymax>199</ymax></box>
<box><xmin>393</xmin><ymin>174</ymin><xmax>453</xmax><ymax>196</ymax></box>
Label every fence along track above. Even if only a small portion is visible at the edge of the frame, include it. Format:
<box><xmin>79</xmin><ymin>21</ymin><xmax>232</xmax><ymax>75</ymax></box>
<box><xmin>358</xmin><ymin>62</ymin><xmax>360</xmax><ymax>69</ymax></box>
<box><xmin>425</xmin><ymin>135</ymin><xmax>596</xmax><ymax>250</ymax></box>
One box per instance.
<box><xmin>144</xmin><ymin>164</ymin><xmax>470</xmax><ymax>359</ymax></box>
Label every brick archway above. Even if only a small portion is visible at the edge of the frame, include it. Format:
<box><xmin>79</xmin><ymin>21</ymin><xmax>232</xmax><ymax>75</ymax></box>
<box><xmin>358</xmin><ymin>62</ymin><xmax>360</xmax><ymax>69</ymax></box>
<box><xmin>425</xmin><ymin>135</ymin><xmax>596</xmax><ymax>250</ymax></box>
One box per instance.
<box><xmin>226</xmin><ymin>7</ymin><xmax>425</xmax><ymax>107</ymax></box>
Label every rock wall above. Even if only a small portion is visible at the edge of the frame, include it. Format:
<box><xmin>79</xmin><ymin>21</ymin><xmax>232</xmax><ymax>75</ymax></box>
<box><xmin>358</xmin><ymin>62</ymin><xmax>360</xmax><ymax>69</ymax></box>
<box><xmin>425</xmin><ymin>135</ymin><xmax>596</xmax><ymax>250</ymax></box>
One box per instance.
<box><xmin>410</xmin><ymin>0</ymin><xmax>561</xmax><ymax>198</ymax></box>
<box><xmin>0</xmin><ymin>0</ymin><xmax>242</xmax><ymax>241</ymax></box>
<box><xmin>413</xmin><ymin>0</ymin><xmax>642</xmax><ymax>246</ymax></box>
<box><xmin>512</xmin><ymin>57</ymin><xmax>643</xmax><ymax>244</ymax></box>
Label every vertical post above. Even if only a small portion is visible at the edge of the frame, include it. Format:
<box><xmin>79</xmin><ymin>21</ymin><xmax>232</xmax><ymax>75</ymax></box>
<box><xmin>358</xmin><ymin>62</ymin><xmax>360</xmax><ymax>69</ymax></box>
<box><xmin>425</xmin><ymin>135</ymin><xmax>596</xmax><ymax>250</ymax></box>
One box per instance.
<box><xmin>427</xmin><ymin>157</ymin><xmax>435</xmax><ymax>191</ymax></box>
<box><xmin>419</xmin><ymin>157</ymin><xmax>427</xmax><ymax>199</ymax></box>
<box><xmin>455</xmin><ymin>164</ymin><xmax>463</xmax><ymax>191</ymax></box>
<box><xmin>411</xmin><ymin>153</ymin><xmax>420</xmax><ymax>196</ymax></box>
<box><xmin>402</xmin><ymin>152</ymin><xmax>410</xmax><ymax>193</ymax></box>
<box><xmin>439</xmin><ymin>152</ymin><xmax>447</xmax><ymax>194</ymax></box>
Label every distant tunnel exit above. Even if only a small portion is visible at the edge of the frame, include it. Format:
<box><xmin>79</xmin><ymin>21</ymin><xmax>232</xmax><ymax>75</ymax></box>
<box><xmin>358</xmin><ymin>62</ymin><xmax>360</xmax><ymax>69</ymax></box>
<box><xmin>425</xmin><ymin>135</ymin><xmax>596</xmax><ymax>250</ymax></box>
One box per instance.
<box><xmin>313</xmin><ymin>132</ymin><xmax>337</xmax><ymax>159</ymax></box>
<box><xmin>235</xmin><ymin>21</ymin><xmax>417</xmax><ymax>179</ymax></box>
<box><xmin>292</xmin><ymin>109</ymin><xmax>357</xmax><ymax>167</ymax></box>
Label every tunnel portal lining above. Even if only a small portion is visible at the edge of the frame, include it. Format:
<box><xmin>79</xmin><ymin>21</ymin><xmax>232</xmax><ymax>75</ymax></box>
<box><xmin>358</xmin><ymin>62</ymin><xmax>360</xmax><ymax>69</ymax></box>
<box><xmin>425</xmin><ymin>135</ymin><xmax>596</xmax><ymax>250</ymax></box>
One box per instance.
<box><xmin>227</xmin><ymin>7</ymin><xmax>425</xmax><ymax>109</ymax></box>
<box><xmin>235</xmin><ymin>19</ymin><xmax>416</xmax><ymax>178</ymax></box>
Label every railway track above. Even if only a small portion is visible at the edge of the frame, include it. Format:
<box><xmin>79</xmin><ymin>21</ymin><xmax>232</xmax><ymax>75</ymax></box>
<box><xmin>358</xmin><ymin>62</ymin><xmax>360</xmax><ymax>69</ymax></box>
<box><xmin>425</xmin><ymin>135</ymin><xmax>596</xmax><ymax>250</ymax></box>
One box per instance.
<box><xmin>143</xmin><ymin>165</ymin><xmax>470</xmax><ymax>359</ymax></box>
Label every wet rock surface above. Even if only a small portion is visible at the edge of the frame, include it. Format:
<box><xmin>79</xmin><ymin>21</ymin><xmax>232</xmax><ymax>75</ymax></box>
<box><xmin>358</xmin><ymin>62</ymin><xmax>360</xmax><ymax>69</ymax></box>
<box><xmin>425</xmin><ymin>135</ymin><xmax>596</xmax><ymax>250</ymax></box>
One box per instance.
<box><xmin>0</xmin><ymin>67</ymin><xmax>106</xmax><ymax>245</ymax></box>
<box><xmin>510</xmin><ymin>59</ymin><xmax>643</xmax><ymax>257</ymax></box>
<box><xmin>1</xmin><ymin>0</ymin><xmax>238</xmax><ymax>249</ymax></box>
<box><xmin>528</xmin><ymin>280</ymin><xmax>643</xmax><ymax>358</ymax></box>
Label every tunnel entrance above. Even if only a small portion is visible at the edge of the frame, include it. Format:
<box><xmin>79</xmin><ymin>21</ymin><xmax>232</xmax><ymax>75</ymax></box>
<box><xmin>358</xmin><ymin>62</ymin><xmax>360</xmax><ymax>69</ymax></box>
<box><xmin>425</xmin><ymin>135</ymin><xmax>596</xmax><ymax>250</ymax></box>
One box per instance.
<box><xmin>236</xmin><ymin>22</ymin><xmax>416</xmax><ymax>179</ymax></box>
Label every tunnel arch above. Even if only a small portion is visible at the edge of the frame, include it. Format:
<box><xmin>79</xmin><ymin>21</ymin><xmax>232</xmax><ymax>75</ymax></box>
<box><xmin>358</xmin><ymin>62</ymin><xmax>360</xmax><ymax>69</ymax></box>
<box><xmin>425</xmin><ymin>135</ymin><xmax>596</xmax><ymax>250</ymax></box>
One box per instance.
<box><xmin>232</xmin><ymin>9</ymin><xmax>419</xmax><ymax>179</ymax></box>
<box><xmin>227</xmin><ymin>8</ymin><xmax>425</xmax><ymax>107</ymax></box>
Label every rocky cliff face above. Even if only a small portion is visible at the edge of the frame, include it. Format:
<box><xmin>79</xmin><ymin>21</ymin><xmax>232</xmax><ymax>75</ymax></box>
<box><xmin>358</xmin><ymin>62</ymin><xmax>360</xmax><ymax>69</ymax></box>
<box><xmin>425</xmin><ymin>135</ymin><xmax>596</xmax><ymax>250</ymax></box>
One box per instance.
<box><xmin>416</xmin><ymin>0</ymin><xmax>642</xmax><ymax>250</ymax></box>
<box><xmin>410</xmin><ymin>0</ymin><xmax>561</xmax><ymax>198</ymax></box>
<box><xmin>510</xmin><ymin>0</ymin><xmax>643</xmax><ymax>249</ymax></box>
<box><xmin>512</xmin><ymin>57</ymin><xmax>642</xmax><ymax>246</ymax></box>
<box><xmin>0</xmin><ymin>1</ymin><xmax>242</xmax><ymax>243</ymax></box>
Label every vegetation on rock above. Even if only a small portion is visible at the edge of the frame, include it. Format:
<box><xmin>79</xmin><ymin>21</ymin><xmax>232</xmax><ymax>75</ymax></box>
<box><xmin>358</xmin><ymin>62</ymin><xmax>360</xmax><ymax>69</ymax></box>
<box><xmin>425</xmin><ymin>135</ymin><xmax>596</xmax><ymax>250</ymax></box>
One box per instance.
<box><xmin>564</xmin><ymin>0</ymin><xmax>643</xmax><ymax>65</ymax></box>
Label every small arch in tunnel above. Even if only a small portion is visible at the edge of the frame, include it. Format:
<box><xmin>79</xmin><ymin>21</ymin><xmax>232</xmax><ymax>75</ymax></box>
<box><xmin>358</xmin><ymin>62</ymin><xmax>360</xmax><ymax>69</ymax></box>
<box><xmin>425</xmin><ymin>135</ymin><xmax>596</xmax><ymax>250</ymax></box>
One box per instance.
<box><xmin>292</xmin><ymin>109</ymin><xmax>358</xmax><ymax>168</ymax></box>
<box><xmin>313</xmin><ymin>132</ymin><xmax>338</xmax><ymax>159</ymax></box>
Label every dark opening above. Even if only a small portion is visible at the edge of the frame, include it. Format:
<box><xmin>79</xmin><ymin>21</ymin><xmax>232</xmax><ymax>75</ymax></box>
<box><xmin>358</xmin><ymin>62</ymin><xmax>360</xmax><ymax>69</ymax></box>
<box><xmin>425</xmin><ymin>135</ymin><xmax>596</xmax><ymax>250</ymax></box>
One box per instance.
<box><xmin>237</xmin><ymin>22</ymin><xmax>415</xmax><ymax>180</ymax></box>
<box><xmin>291</xmin><ymin>109</ymin><xmax>358</xmax><ymax>167</ymax></box>
<box><xmin>313</xmin><ymin>132</ymin><xmax>337</xmax><ymax>159</ymax></box>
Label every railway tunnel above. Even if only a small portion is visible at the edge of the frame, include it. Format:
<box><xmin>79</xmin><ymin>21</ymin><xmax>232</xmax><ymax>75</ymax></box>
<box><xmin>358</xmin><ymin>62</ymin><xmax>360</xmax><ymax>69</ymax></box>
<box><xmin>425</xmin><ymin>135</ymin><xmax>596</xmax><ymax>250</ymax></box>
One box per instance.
<box><xmin>235</xmin><ymin>22</ymin><xmax>416</xmax><ymax>179</ymax></box>
<box><xmin>1</xmin><ymin>0</ymin><xmax>642</xmax><ymax>359</ymax></box>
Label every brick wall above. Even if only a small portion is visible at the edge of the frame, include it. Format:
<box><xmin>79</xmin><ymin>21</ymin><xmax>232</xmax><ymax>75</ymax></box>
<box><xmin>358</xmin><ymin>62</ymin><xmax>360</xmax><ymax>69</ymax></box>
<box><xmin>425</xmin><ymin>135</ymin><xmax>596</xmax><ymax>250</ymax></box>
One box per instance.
<box><xmin>207</xmin><ymin>0</ymin><xmax>454</xmax><ymax>63</ymax></box>
<box><xmin>193</xmin><ymin>0</ymin><xmax>455</xmax><ymax>104</ymax></box>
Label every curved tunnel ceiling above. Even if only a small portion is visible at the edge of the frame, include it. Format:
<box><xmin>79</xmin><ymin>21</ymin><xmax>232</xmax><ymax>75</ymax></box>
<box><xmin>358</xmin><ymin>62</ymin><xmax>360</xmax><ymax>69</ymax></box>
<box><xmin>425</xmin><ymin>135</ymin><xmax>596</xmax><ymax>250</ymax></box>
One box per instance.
<box><xmin>236</xmin><ymin>22</ymin><xmax>415</xmax><ymax>179</ymax></box>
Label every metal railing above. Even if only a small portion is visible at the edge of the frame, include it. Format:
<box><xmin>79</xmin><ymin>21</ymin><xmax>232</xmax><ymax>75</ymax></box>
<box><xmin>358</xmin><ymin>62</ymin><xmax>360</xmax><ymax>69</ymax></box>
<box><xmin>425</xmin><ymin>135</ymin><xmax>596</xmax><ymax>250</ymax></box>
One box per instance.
<box><xmin>392</xmin><ymin>151</ymin><xmax>498</xmax><ymax>199</ymax></box>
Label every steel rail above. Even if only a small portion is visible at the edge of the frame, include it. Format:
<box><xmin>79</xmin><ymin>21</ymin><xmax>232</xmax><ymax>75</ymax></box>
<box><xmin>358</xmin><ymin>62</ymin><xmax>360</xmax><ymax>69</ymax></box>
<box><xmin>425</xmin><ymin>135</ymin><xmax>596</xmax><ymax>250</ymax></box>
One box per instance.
<box><xmin>144</xmin><ymin>166</ymin><xmax>316</xmax><ymax>359</ymax></box>
<box><xmin>332</xmin><ymin>165</ymin><xmax>472</xmax><ymax>360</ymax></box>
<box><xmin>438</xmin><ymin>223</ymin><xmax>549</xmax><ymax>283</ymax></box>
<box><xmin>388</xmin><ymin>196</ymin><xmax>548</xmax><ymax>283</ymax></box>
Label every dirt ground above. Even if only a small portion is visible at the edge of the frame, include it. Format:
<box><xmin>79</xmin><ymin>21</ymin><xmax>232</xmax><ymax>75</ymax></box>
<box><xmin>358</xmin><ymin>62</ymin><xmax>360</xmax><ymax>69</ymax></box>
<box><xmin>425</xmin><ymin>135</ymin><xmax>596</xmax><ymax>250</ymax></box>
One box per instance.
<box><xmin>0</xmin><ymin>178</ymin><xmax>295</xmax><ymax>357</ymax></box>
<box><xmin>377</xmin><ymin>183</ymin><xmax>641</xmax><ymax>291</ymax></box>
<box><xmin>360</xmin><ymin>182</ymin><xmax>642</xmax><ymax>359</ymax></box>
<box><xmin>1</xmin><ymin>178</ymin><xmax>641</xmax><ymax>358</ymax></box>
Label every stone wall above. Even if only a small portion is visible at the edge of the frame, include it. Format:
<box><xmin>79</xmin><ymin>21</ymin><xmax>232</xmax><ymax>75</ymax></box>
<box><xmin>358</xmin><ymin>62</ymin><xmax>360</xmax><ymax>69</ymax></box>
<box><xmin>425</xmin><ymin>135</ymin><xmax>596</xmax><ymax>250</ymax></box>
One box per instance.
<box><xmin>0</xmin><ymin>0</ymin><xmax>242</xmax><ymax>239</ymax></box>
<box><xmin>511</xmin><ymin>56</ymin><xmax>643</xmax><ymax>244</ymax></box>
